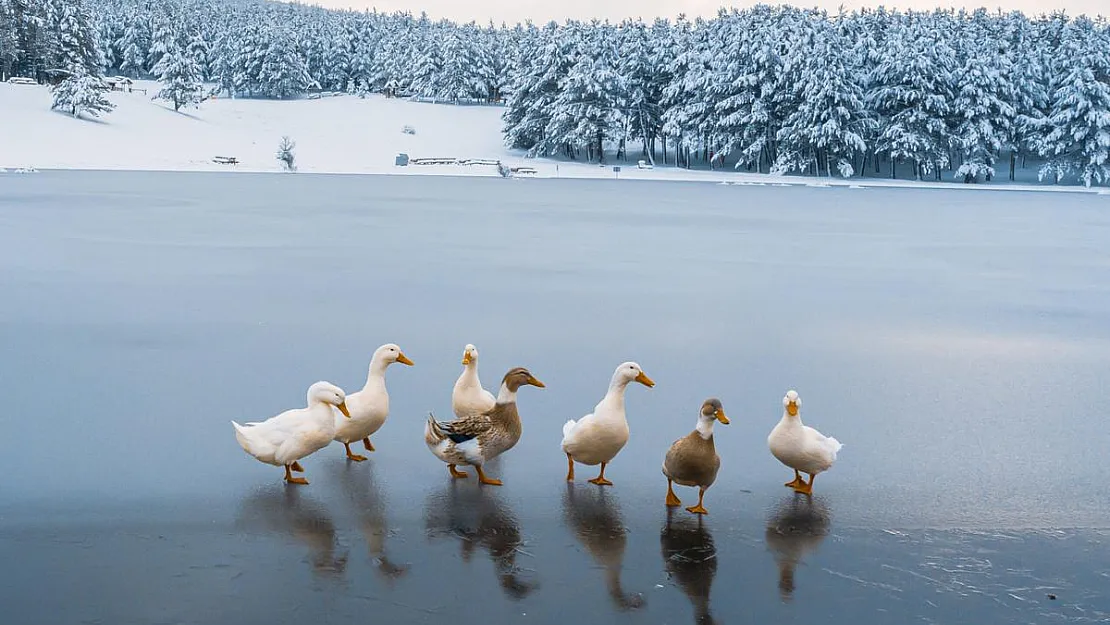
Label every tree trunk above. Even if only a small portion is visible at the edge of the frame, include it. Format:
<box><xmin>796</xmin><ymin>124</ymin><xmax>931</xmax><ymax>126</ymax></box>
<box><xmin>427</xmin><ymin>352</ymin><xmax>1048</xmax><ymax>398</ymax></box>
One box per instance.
<box><xmin>1009</xmin><ymin>151</ymin><xmax>1016</xmax><ymax>181</ymax></box>
<box><xmin>891</xmin><ymin>158</ymin><xmax>896</xmax><ymax>179</ymax></box>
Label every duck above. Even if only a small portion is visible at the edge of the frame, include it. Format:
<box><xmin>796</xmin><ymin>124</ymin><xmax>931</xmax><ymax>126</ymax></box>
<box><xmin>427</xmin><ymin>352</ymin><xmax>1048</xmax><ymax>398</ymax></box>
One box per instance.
<box><xmin>562</xmin><ymin>362</ymin><xmax>655</xmax><ymax>486</ymax></box>
<box><xmin>425</xmin><ymin>367</ymin><xmax>545</xmax><ymax>485</ymax></box>
<box><xmin>232</xmin><ymin>381</ymin><xmax>351</xmax><ymax>485</ymax></box>
<box><xmin>333</xmin><ymin>343</ymin><xmax>414</xmax><ymax>461</ymax></box>
<box><xmin>662</xmin><ymin>398</ymin><xmax>729</xmax><ymax>515</ymax></box>
<box><xmin>451</xmin><ymin>343</ymin><xmax>496</xmax><ymax>418</ymax></box>
<box><xmin>767</xmin><ymin>390</ymin><xmax>842</xmax><ymax>495</ymax></box>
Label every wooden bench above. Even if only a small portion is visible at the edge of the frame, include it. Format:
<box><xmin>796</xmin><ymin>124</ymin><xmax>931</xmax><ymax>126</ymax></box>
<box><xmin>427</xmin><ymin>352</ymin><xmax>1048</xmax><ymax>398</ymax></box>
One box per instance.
<box><xmin>212</xmin><ymin>156</ymin><xmax>239</xmax><ymax>165</ymax></box>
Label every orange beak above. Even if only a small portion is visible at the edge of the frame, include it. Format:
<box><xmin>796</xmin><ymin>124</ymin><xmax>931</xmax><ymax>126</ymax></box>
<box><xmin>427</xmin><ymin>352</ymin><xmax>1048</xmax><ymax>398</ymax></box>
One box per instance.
<box><xmin>786</xmin><ymin>402</ymin><xmax>798</xmax><ymax>417</ymax></box>
<box><xmin>396</xmin><ymin>352</ymin><xmax>414</xmax><ymax>366</ymax></box>
<box><xmin>527</xmin><ymin>375</ymin><xmax>546</xmax><ymax>388</ymax></box>
<box><xmin>715</xmin><ymin>409</ymin><xmax>730</xmax><ymax>424</ymax></box>
<box><xmin>337</xmin><ymin>402</ymin><xmax>351</xmax><ymax>418</ymax></box>
<box><xmin>462</xmin><ymin>351</ymin><xmax>472</xmax><ymax>365</ymax></box>
<box><xmin>635</xmin><ymin>371</ymin><xmax>655</xmax><ymax>387</ymax></box>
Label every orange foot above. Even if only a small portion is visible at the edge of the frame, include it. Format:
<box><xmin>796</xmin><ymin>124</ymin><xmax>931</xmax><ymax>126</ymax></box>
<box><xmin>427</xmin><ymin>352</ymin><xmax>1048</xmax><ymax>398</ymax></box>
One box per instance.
<box><xmin>344</xmin><ymin>443</ymin><xmax>367</xmax><ymax>462</ymax></box>
<box><xmin>686</xmin><ymin>504</ymin><xmax>709</xmax><ymax>515</ymax></box>
<box><xmin>792</xmin><ymin>483</ymin><xmax>813</xmax><ymax>495</ymax></box>
<box><xmin>363</xmin><ymin>438</ymin><xmax>375</xmax><ymax>452</ymax></box>
<box><xmin>476</xmin><ymin>467</ymin><xmax>502</xmax><ymax>486</ymax></box>
<box><xmin>285</xmin><ymin>476</ymin><xmax>309</xmax><ymax>485</ymax></box>
<box><xmin>785</xmin><ymin>473</ymin><xmax>805</xmax><ymax>489</ymax></box>
<box><xmin>666</xmin><ymin>486</ymin><xmax>682</xmax><ymax>507</ymax></box>
<box><xmin>291</xmin><ymin>461</ymin><xmax>305</xmax><ymax>472</ymax></box>
<box><xmin>588</xmin><ymin>477</ymin><xmax>614</xmax><ymax>486</ymax></box>
<box><xmin>448</xmin><ymin>464</ymin><xmax>469</xmax><ymax>479</ymax></box>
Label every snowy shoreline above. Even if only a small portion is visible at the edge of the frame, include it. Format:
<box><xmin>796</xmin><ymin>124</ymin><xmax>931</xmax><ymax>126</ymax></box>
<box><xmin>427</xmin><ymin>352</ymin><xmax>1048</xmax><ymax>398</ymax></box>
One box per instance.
<box><xmin>11</xmin><ymin>165</ymin><xmax>1110</xmax><ymax>197</ymax></box>
<box><xmin>3</xmin><ymin>81</ymin><xmax>1108</xmax><ymax>196</ymax></box>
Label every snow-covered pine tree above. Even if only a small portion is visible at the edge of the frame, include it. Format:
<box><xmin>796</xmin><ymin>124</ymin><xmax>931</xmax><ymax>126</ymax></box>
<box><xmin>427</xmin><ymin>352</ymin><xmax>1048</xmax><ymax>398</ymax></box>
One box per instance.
<box><xmin>0</xmin><ymin>0</ymin><xmax>22</xmax><ymax>80</ymax></box>
<box><xmin>1033</xmin><ymin>17</ymin><xmax>1110</xmax><ymax>186</ymax></box>
<box><xmin>117</xmin><ymin>16</ymin><xmax>148</xmax><ymax>77</ymax></box>
<box><xmin>153</xmin><ymin>39</ymin><xmax>204</xmax><ymax>111</ymax></box>
<box><xmin>950</xmin><ymin>14</ymin><xmax>1017</xmax><ymax>183</ymax></box>
<box><xmin>619</xmin><ymin>20</ymin><xmax>665</xmax><ymax>164</ymax></box>
<box><xmin>544</xmin><ymin>27</ymin><xmax>626</xmax><ymax>163</ymax></box>
<box><xmin>867</xmin><ymin>16</ymin><xmax>957</xmax><ymax>180</ymax></box>
<box><xmin>257</xmin><ymin>27</ymin><xmax>313</xmax><ymax>99</ymax></box>
<box><xmin>185</xmin><ymin>32</ymin><xmax>209</xmax><ymax>81</ymax></box>
<box><xmin>774</xmin><ymin>21</ymin><xmax>872</xmax><ymax>177</ymax></box>
<box><xmin>51</xmin><ymin>62</ymin><xmax>114</xmax><ymax>118</ymax></box>
<box><xmin>47</xmin><ymin>0</ymin><xmax>102</xmax><ymax>76</ymax></box>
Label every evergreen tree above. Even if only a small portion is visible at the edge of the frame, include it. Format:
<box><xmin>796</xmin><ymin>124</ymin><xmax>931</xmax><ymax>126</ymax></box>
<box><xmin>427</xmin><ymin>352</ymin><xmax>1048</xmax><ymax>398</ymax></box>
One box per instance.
<box><xmin>257</xmin><ymin>28</ymin><xmax>312</xmax><ymax>99</ymax></box>
<box><xmin>774</xmin><ymin>23</ymin><xmax>873</xmax><ymax>177</ymax></box>
<box><xmin>153</xmin><ymin>40</ymin><xmax>204</xmax><ymax>111</ymax></box>
<box><xmin>867</xmin><ymin>19</ymin><xmax>957</xmax><ymax>180</ymax></box>
<box><xmin>51</xmin><ymin>62</ymin><xmax>114</xmax><ymax>118</ymax></box>
<box><xmin>1034</xmin><ymin>17</ymin><xmax>1110</xmax><ymax>186</ymax></box>
<box><xmin>47</xmin><ymin>0</ymin><xmax>102</xmax><ymax>76</ymax></box>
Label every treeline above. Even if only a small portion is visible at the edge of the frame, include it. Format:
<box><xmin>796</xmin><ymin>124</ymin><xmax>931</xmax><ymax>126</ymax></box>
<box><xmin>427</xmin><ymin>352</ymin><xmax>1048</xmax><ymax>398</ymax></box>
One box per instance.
<box><xmin>2</xmin><ymin>0</ymin><xmax>1108</xmax><ymax>185</ymax></box>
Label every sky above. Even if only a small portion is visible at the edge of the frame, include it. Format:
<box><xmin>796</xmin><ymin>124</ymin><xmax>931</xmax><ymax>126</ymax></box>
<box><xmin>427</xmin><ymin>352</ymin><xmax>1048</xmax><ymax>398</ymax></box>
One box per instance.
<box><xmin>304</xmin><ymin>0</ymin><xmax>1106</xmax><ymax>24</ymax></box>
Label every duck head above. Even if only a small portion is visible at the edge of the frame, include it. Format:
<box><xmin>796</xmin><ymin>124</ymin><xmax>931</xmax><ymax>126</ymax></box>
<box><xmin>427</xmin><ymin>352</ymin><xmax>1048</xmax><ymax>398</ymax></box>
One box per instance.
<box><xmin>372</xmin><ymin>343</ymin><xmax>414</xmax><ymax>367</ymax></box>
<box><xmin>502</xmin><ymin>367</ymin><xmax>545</xmax><ymax>391</ymax></box>
<box><xmin>461</xmin><ymin>343</ymin><xmax>478</xmax><ymax>366</ymax></box>
<box><xmin>612</xmin><ymin>361</ymin><xmax>655</xmax><ymax>388</ymax></box>
<box><xmin>783</xmin><ymin>390</ymin><xmax>801</xmax><ymax>417</ymax></box>
<box><xmin>700</xmin><ymin>397</ymin><xmax>729</xmax><ymax>424</ymax></box>
<box><xmin>308</xmin><ymin>381</ymin><xmax>351</xmax><ymax>417</ymax></box>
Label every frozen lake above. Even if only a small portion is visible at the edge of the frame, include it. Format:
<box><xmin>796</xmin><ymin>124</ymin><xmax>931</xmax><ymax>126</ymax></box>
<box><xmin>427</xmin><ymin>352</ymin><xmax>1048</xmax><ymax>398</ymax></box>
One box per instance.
<box><xmin>1</xmin><ymin>170</ymin><xmax>1108</xmax><ymax>624</ymax></box>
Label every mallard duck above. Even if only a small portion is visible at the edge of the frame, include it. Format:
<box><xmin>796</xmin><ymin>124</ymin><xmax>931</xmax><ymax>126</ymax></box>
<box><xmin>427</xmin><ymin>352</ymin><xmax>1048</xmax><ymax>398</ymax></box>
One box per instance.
<box><xmin>562</xmin><ymin>362</ymin><xmax>655</xmax><ymax>486</ymax></box>
<box><xmin>452</xmin><ymin>343</ymin><xmax>496</xmax><ymax>418</ymax></box>
<box><xmin>663</xmin><ymin>398</ymin><xmax>729</xmax><ymax>515</ymax></box>
<box><xmin>768</xmin><ymin>390</ymin><xmax>842</xmax><ymax>495</ymax></box>
<box><xmin>425</xmin><ymin>367</ymin><xmax>545</xmax><ymax>485</ymax></box>
<box><xmin>232</xmin><ymin>381</ymin><xmax>351</xmax><ymax>485</ymax></box>
<box><xmin>333</xmin><ymin>343</ymin><xmax>413</xmax><ymax>461</ymax></box>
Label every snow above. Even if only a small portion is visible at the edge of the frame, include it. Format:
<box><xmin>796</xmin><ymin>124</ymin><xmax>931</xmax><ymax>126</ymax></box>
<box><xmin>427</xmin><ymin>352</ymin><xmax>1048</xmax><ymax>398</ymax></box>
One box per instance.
<box><xmin>0</xmin><ymin>80</ymin><xmax>1107</xmax><ymax>195</ymax></box>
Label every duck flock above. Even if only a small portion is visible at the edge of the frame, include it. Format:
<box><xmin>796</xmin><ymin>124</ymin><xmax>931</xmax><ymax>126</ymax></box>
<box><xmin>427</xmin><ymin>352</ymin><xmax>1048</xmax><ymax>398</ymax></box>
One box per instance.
<box><xmin>232</xmin><ymin>343</ymin><xmax>843</xmax><ymax>515</ymax></box>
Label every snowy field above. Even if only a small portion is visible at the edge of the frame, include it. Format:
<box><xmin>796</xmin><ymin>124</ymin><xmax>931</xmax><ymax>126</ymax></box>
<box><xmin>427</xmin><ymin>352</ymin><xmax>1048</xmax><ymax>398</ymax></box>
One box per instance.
<box><xmin>3</xmin><ymin>80</ymin><xmax>1109</xmax><ymax>195</ymax></box>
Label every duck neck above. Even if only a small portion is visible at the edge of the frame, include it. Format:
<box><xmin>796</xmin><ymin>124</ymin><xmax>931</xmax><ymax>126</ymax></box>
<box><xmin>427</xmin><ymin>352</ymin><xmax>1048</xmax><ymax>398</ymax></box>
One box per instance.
<box><xmin>602</xmin><ymin>378</ymin><xmax>630</xmax><ymax>411</ymax></box>
<box><xmin>496</xmin><ymin>381</ymin><xmax>517</xmax><ymax>404</ymax></box>
<box><xmin>364</xmin><ymin>358</ymin><xmax>389</xmax><ymax>390</ymax></box>
<box><xmin>458</xmin><ymin>363</ymin><xmax>481</xmax><ymax>388</ymax></box>
<box><xmin>695</xmin><ymin>416</ymin><xmax>716</xmax><ymax>440</ymax></box>
<box><xmin>779</xmin><ymin>410</ymin><xmax>799</xmax><ymax>426</ymax></box>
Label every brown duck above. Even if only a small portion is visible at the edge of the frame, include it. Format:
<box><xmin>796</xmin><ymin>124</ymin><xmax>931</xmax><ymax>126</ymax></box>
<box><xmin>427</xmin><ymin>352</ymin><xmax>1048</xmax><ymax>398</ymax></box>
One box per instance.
<box><xmin>662</xmin><ymin>398</ymin><xmax>729</xmax><ymax>514</ymax></box>
<box><xmin>424</xmin><ymin>367</ymin><xmax>545</xmax><ymax>485</ymax></box>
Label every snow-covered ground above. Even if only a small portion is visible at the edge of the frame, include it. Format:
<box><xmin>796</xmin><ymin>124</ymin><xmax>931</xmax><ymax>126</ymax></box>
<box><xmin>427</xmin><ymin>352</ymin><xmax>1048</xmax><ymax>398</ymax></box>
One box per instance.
<box><xmin>2</xmin><ymin>80</ymin><xmax>1108</xmax><ymax>194</ymax></box>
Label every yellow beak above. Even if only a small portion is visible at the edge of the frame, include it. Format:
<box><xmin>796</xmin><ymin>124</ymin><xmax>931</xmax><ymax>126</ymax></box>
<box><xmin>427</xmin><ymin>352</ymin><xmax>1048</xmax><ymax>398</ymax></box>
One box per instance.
<box><xmin>396</xmin><ymin>352</ymin><xmax>414</xmax><ymax>366</ymax></box>
<box><xmin>337</xmin><ymin>402</ymin><xmax>351</xmax><ymax>418</ymax></box>
<box><xmin>786</xmin><ymin>402</ymin><xmax>798</xmax><ymax>417</ymax></box>
<box><xmin>635</xmin><ymin>371</ymin><xmax>655</xmax><ymax>387</ymax></box>
<box><xmin>527</xmin><ymin>375</ymin><xmax>546</xmax><ymax>388</ymax></box>
<box><xmin>716</xmin><ymin>409</ymin><xmax>730</xmax><ymax>424</ymax></box>
<box><xmin>462</xmin><ymin>352</ymin><xmax>471</xmax><ymax>365</ymax></box>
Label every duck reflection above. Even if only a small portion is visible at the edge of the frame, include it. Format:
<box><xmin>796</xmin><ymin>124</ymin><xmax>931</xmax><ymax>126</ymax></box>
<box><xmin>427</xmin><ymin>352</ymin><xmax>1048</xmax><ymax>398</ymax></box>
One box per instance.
<box><xmin>423</xmin><ymin>482</ymin><xmax>538</xmax><ymax>599</ymax></box>
<box><xmin>764</xmin><ymin>494</ymin><xmax>831</xmax><ymax>602</ymax></box>
<box><xmin>330</xmin><ymin>462</ymin><xmax>408</xmax><ymax>585</ymax></box>
<box><xmin>660</xmin><ymin>509</ymin><xmax>717</xmax><ymax>625</ymax></box>
<box><xmin>236</xmin><ymin>485</ymin><xmax>349</xmax><ymax>579</ymax></box>
<box><xmin>561</xmin><ymin>485</ymin><xmax>645</xmax><ymax>610</ymax></box>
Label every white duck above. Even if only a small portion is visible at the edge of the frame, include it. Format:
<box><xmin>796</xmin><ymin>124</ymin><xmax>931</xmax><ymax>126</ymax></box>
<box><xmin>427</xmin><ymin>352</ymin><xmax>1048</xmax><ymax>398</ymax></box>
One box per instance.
<box><xmin>562</xmin><ymin>361</ymin><xmax>655</xmax><ymax>486</ymax></box>
<box><xmin>451</xmin><ymin>343</ymin><xmax>496</xmax><ymax>418</ymax></box>
<box><xmin>232</xmin><ymin>381</ymin><xmax>351</xmax><ymax>485</ymax></box>
<box><xmin>333</xmin><ymin>343</ymin><xmax>414</xmax><ymax>461</ymax></box>
<box><xmin>767</xmin><ymin>390</ymin><xmax>842</xmax><ymax>495</ymax></box>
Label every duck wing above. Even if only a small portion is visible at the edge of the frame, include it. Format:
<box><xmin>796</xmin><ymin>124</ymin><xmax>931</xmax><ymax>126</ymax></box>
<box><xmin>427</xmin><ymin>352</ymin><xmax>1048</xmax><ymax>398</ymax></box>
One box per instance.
<box><xmin>433</xmin><ymin>412</ymin><xmax>493</xmax><ymax>444</ymax></box>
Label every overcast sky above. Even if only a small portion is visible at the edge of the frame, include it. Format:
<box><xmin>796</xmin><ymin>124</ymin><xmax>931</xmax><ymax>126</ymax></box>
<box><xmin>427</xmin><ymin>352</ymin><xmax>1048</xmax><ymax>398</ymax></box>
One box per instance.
<box><xmin>304</xmin><ymin>0</ymin><xmax>1105</xmax><ymax>24</ymax></box>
